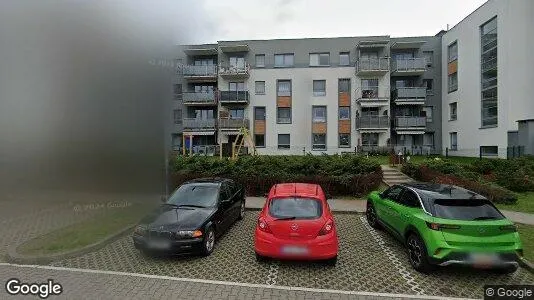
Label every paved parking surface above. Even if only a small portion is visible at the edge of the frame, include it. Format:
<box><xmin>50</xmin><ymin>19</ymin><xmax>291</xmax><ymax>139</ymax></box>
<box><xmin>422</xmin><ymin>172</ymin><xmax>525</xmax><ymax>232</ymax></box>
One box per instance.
<box><xmin>46</xmin><ymin>212</ymin><xmax>534</xmax><ymax>299</ymax></box>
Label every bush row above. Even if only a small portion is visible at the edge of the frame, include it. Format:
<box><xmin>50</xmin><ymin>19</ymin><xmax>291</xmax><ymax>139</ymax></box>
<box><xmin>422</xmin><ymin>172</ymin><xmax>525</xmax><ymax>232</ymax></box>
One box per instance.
<box><xmin>402</xmin><ymin>163</ymin><xmax>517</xmax><ymax>204</ymax></box>
<box><xmin>170</xmin><ymin>154</ymin><xmax>383</xmax><ymax>197</ymax></box>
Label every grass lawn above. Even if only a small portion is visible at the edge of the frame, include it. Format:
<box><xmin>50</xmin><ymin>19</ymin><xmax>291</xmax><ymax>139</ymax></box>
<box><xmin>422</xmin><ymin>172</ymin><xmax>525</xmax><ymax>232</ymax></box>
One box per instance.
<box><xmin>517</xmin><ymin>223</ymin><xmax>534</xmax><ymax>262</ymax></box>
<box><xmin>18</xmin><ymin>201</ymin><xmax>155</xmax><ymax>256</ymax></box>
<box><xmin>496</xmin><ymin>192</ymin><xmax>534</xmax><ymax>214</ymax></box>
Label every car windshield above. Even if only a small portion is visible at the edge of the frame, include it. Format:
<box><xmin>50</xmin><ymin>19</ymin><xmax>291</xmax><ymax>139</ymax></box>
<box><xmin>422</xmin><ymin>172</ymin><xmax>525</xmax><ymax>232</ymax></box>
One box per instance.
<box><xmin>166</xmin><ymin>184</ymin><xmax>219</xmax><ymax>208</ymax></box>
<box><xmin>433</xmin><ymin>199</ymin><xmax>504</xmax><ymax>221</ymax></box>
<box><xmin>268</xmin><ymin>197</ymin><xmax>322</xmax><ymax>219</ymax></box>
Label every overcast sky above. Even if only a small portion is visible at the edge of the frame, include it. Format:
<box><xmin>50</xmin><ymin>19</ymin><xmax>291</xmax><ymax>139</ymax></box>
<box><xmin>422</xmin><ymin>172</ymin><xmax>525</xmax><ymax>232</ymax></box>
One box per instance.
<box><xmin>183</xmin><ymin>0</ymin><xmax>488</xmax><ymax>43</ymax></box>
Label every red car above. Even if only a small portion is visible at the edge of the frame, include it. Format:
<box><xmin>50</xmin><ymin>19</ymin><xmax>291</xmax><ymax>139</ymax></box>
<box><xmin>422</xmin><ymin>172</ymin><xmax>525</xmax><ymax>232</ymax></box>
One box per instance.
<box><xmin>254</xmin><ymin>183</ymin><xmax>339</xmax><ymax>265</ymax></box>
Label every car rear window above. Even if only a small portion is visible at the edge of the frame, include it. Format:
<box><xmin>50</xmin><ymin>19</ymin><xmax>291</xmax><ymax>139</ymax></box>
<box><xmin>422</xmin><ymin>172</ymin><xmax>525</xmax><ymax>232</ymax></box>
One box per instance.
<box><xmin>433</xmin><ymin>199</ymin><xmax>504</xmax><ymax>221</ymax></box>
<box><xmin>268</xmin><ymin>197</ymin><xmax>322</xmax><ymax>219</ymax></box>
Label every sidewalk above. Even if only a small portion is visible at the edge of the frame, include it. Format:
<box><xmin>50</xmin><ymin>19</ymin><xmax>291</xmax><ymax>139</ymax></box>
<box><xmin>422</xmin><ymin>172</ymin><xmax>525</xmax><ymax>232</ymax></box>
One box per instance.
<box><xmin>245</xmin><ymin>197</ymin><xmax>534</xmax><ymax>225</ymax></box>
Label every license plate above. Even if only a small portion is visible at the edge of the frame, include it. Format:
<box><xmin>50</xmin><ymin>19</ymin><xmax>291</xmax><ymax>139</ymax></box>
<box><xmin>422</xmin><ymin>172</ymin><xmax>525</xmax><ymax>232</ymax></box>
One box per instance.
<box><xmin>281</xmin><ymin>245</ymin><xmax>308</xmax><ymax>255</ymax></box>
<box><xmin>148</xmin><ymin>240</ymin><xmax>170</xmax><ymax>249</ymax></box>
<box><xmin>470</xmin><ymin>253</ymin><xmax>498</xmax><ymax>268</ymax></box>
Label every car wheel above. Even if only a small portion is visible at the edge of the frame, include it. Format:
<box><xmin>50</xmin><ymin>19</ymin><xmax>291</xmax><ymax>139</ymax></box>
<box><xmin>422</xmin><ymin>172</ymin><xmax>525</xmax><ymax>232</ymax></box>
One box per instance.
<box><xmin>255</xmin><ymin>252</ymin><xmax>268</xmax><ymax>262</ymax></box>
<box><xmin>324</xmin><ymin>256</ymin><xmax>337</xmax><ymax>266</ymax></box>
<box><xmin>366</xmin><ymin>202</ymin><xmax>381</xmax><ymax>229</ymax></box>
<box><xmin>406</xmin><ymin>233</ymin><xmax>433</xmax><ymax>273</ymax></box>
<box><xmin>238</xmin><ymin>200</ymin><xmax>245</xmax><ymax>220</ymax></box>
<box><xmin>493</xmin><ymin>264</ymin><xmax>518</xmax><ymax>274</ymax></box>
<box><xmin>201</xmin><ymin>227</ymin><xmax>216</xmax><ymax>256</ymax></box>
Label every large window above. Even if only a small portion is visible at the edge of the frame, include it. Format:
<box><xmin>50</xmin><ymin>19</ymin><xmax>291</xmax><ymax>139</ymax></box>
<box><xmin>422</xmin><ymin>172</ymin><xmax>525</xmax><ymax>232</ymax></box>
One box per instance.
<box><xmin>481</xmin><ymin>16</ymin><xmax>498</xmax><ymax>127</ymax></box>
<box><xmin>309</xmin><ymin>53</ymin><xmax>330</xmax><ymax>66</ymax></box>
<box><xmin>274</xmin><ymin>54</ymin><xmax>294</xmax><ymax>67</ymax></box>
<box><xmin>229</xmin><ymin>82</ymin><xmax>245</xmax><ymax>91</ymax></box>
<box><xmin>423</xmin><ymin>51</ymin><xmax>433</xmax><ymax>67</ymax></box>
<box><xmin>449</xmin><ymin>102</ymin><xmax>457</xmax><ymax>120</ymax></box>
<box><xmin>278</xmin><ymin>134</ymin><xmax>290</xmax><ymax>149</ymax></box>
<box><xmin>254</xmin><ymin>135</ymin><xmax>265</xmax><ymax>148</ymax></box>
<box><xmin>362</xmin><ymin>133</ymin><xmax>379</xmax><ymax>146</ymax></box>
<box><xmin>361</xmin><ymin>79</ymin><xmax>379</xmax><ymax>98</ymax></box>
<box><xmin>312</xmin><ymin>134</ymin><xmax>326</xmax><ymax>150</ymax></box>
<box><xmin>423</xmin><ymin>79</ymin><xmax>433</xmax><ymax>94</ymax></box>
<box><xmin>481</xmin><ymin>146</ymin><xmax>498</xmax><ymax>156</ymax></box>
<box><xmin>422</xmin><ymin>106</ymin><xmax>433</xmax><ymax>122</ymax></box>
<box><xmin>255</xmin><ymin>54</ymin><xmax>265</xmax><ymax>67</ymax></box>
<box><xmin>339</xmin><ymin>107</ymin><xmax>350</xmax><ymax>120</ymax></box>
<box><xmin>229</xmin><ymin>56</ymin><xmax>245</xmax><ymax>68</ymax></box>
<box><xmin>173</xmin><ymin>109</ymin><xmax>182</xmax><ymax>124</ymax></box>
<box><xmin>255</xmin><ymin>81</ymin><xmax>265</xmax><ymax>95</ymax></box>
<box><xmin>423</xmin><ymin>133</ymin><xmax>434</xmax><ymax>147</ymax></box>
<box><xmin>312</xmin><ymin>106</ymin><xmax>327</xmax><ymax>123</ymax></box>
<box><xmin>254</xmin><ymin>107</ymin><xmax>266</xmax><ymax>121</ymax></box>
<box><xmin>313</xmin><ymin>80</ymin><xmax>326</xmax><ymax>96</ymax></box>
<box><xmin>339</xmin><ymin>52</ymin><xmax>350</xmax><ymax>66</ymax></box>
<box><xmin>450</xmin><ymin>132</ymin><xmax>458</xmax><ymax>151</ymax></box>
<box><xmin>339</xmin><ymin>134</ymin><xmax>350</xmax><ymax>148</ymax></box>
<box><xmin>277</xmin><ymin>108</ymin><xmax>291</xmax><ymax>124</ymax></box>
<box><xmin>338</xmin><ymin>78</ymin><xmax>350</xmax><ymax>93</ymax></box>
<box><xmin>448</xmin><ymin>41</ymin><xmax>458</xmax><ymax>63</ymax></box>
<box><xmin>448</xmin><ymin>41</ymin><xmax>458</xmax><ymax>93</ymax></box>
<box><xmin>277</xmin><ymin>80</ymin><xmax>291</xmax><ymax>96</ymax></box>
<box><xmin>229</xmin><ymin>109</ymin><xmax>244</xmax><ymax>119</ymax></box>
<box><xmin>448</xmin><ymin>73</ymin><xmax>458</xmax><ymax>93</ymax></box>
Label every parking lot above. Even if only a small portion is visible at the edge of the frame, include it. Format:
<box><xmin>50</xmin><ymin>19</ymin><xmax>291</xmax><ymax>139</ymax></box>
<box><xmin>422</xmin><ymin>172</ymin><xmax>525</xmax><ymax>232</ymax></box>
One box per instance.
<box><xmin>47</xmin><ymin>211</ymin><xmax>534</xmax><ymax>299</ymax></box>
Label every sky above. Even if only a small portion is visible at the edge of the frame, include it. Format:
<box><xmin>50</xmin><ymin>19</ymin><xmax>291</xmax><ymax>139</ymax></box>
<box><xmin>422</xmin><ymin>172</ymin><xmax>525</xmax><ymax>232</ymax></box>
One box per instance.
<box><xmin>183</xmin><ymin>0</ymin><xmax>488</xmax><ymax>43</ymax></box>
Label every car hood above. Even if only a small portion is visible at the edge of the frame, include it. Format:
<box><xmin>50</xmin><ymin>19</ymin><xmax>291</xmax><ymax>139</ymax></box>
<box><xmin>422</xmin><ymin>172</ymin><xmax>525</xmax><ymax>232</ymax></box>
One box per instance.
<box><xmin>140</xmin><ymin>205</ymin><xmax>216</xmax><ymax>231</ymax></box>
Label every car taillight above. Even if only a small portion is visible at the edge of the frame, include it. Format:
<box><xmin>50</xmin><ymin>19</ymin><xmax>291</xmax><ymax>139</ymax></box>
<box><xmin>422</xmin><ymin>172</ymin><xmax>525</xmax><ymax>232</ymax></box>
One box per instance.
<box><xmin>258</xmin><ymin>218</ymin><xmax>272</xmax><ymax>233</ymax></box>
<box><xmin>499</xmin><ymin>225</ymin><xmax>517</xmax><ymax>232</ymax></box>
<box><xmin>426</xmin><ymin>222</ymin><xmax>460</xmax><ymax>231</ymax></box>
<box><xmin>318</xmin><ymin>219</ymin><xmax>334</xmax><ymax>236</ymax></box>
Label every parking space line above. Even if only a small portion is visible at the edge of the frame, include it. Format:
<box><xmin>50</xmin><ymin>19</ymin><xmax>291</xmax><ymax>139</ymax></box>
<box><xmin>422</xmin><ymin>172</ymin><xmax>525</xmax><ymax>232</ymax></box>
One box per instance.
<box><xmin>0</xmin><ymin>263</ymin><xmax>475</xmax><ymax>300</ymax></box>
<box><xmin>359</xmin><ymin>216</ymin><xmax>426</xmax><ymax>295</ymax></box>
<box><xmin>265</xmin><ymin>261</ymin><xmax>279</xmax><ymax>285</ymax></box>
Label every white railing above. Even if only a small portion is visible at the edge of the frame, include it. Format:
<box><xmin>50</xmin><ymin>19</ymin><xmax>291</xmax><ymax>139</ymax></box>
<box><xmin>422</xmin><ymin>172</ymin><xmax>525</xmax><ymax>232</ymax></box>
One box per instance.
<box><xmin>218</xmin><ymin>118</ymin><xmax>250</xmax><ymax>129</ymax></box>
<box><xmin>182</xmin><ymin>65</ymin><xmax>217</xmax><ymax>77</ymax></box>
<box><xmin>395</xmin><ymin>116</ymin><xmax>426</xmax><ymax>127</ymax></box>
<box><xmin>218</xmin><ymin>63</ymin><xmax>250</xmax><ymax>76</ymax></box>
<box><xmin>182</xmin><ymin>91</ymin><xmax>216</xmax><ymax>104</ymax></box>
<box><xmin>355</xmin><ymin>86</ymin><xmax>390</xmax><ymax>100</ymax></box>
<box><xmin>392</xmin><ymin>58</ymin><xmax>426</xmax><ymax>72</ymax></box>
<box><xmin>183</xmin><ymin>118</ymin><xmax>216</xmax><ymax>129</ymax></box>
<box><xmin>356</xmin><ymin>57</ymin><xmax>390</xmax><ymax>73</ymax></box>
<box><xmin>394</xmin><ymin>87</ymin><xmax>427</xmax><ymax>100</ymax></box>
<box><xmin>355</xmin><ymin>116</ymin><xmax>390</xmax><ymax>128</ymax></box>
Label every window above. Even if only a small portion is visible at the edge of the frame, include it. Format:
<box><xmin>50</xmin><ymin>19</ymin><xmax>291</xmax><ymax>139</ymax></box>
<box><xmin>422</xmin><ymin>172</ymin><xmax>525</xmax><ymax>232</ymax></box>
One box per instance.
<box><xmin>274</xmin><ymin>54</ymin><xmax>294</xmax><ymax>67</ymax></box>
<box><xmin>400</xmin><ymin>190</ymin><xmax>420</xmax><ymax>208</ymax></box>
<box><xmin>423</xmin><ymin>133</ymin><xmax>434</xmax><ymax>146</ymax></box>
<box><xmin>277</xmin><ymin>108</ymin><xmax>291</xmax><ymax>124</ymax></box>
<box><xmin>229</xmin><ymin>109</ymin><xmax>244</xmax><ymax>119</ymax></box>
<box><xmin>448</xmin><ymin>73</ymin><xmax>458</xmax><ymax>93</ymax></box>
<box><xmin>278</xmin><ymin>134</ymin><xmax>290</xmax><ymax>149</ymax></box>
<box><xmin>423</xmin><ymin>51</ymin><xmax>433</xmax><ymax>67</ymax></box>
<box><xmin>339</xmin><ymin>52</ymin><xmax>350</xmax><ymax>66</ymax></box>
<box><xmin>338</xmin><ymin>78</ymin><xmax>350</xmax><ymax>93</ymax></box>
<box><xmin>277</xmin><ymin>80</ymin><xmax>291</xmax><ymax>96</ymax></box>
<box><xmin>312</xmin><ymin>106</ymin><xmax>327</xmax><ymax>123</ymax></box>
<box><xmin>481</xmin><ymin>146</ymin><xmax>498</xmax><ymax>156</ymax></box>
<box><xmin>448</xmin><ymin>41</ymin><xmax>458</xmax><ymax>63</ymax></box>
<box><xmin>269</xmin><ymin>198</ymin><xmax>322</xmax><ymax>219</ymax></box>
<box><xmin>255</xmin><ymin>54</ymin><xmax>265</xmax><ymax>67</ymax></box>
<box><xmin>229</xmin><ymin>56</ymin><xmax>245</xmax><ymax>68</ymax></box>
<box><xmin>255</xmin><ymin>134</ymin><xmax>265</xmax><ymax>148</ymax></box>
<box><xmin>171</xmin><ymin>134</ymin><xmax>181</xmax><ymax>149</ymax></box>
<box><xmin>173</xmin><ymin>109</ymin><xmax>182</xmax><ymax>124</ymax></box>
<box><xmin>361</xmin><ymin>133</ymin><xmax>379</xmax><ymax>146</ymax></box>
<box><xmin>173</xmin><ymin>84</ymin><xmax>182</xmax><ymax>95</ymax></box>
<box><xmin>450</xmin><ymin>132</ymin><xmax>458</xmax><ymax>151</ymax></box>
<box><xmin>422</xmin><ymin>106</ymin><xmax>433</xmax><ymax>122</ymax></box>
<box><xmin>382</xmin><ymin>186</ymin><xmax>404</xmax><ymax>201</ymax></box>
<box><xmin>482</xmin><ymin>95</ymin><xmax>497</xmax><ymax>127</ymax></box>
<box><xmin>339</xmin><ymin>134</ymin><xmax>350</xmax><ymax>148</ymax></box>
<box><xmin>339</xmin><ymin>107</ymin><xmax>350</xmax><ymax>120</ymax></box>
<box><xmin>423</xmin><ymin>79</ymin><xmax>433</xmax><ymax>94</ymax></box>
<box><xmin>309</xmin><ymin>53</ymin><xmax>330</xmax><ymax>66</ymax></box>
<box><xmin>312</xmin><ymin>134</ymin><xmax>326</xmax><ymax>150</ymax></box>
<box><xmin>229</xmin><ymin>82</ymin><xmax>245</xmax><ymax>91</ymax></box>
<box><xmin>254</xmin><ymin>107</ymin><xmax>266</xmax><ymax>121</ymax></box>
<box><xmin>313</xmin><ymin>80</ymin><xmax>326</xmax><ymax>96</ymax></box>
<box><xmin>481</xmin><ymin>17</ymin><xmax>498</xmax><ymax>128</ymax></box>
<box><xmin>255</xmin><ymin>81</ymin><xmax>265</xmax><ymax>95</ymax></box>
<box><xmin>194</xmin><ymin>58</ymin><xmax>215</xmax><ymax>66</ymax></box>
<box><xmin>433</xmin><ymin>199</ymin><xmax>504</xmax><ymax>221</ymax></box>
<box><xmin>449</xmin><ymin>102</ymin><xmax>457</xmax><ymax>120</ymax></box>
<box><xmin>362</xmin><ymin>79</ymin><xmax>379</xmax><ymax>98</ymax></box>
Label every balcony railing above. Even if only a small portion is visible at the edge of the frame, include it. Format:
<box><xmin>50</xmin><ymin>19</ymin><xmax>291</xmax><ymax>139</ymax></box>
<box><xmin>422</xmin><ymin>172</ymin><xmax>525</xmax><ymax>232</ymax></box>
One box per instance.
<box><xmin>218</xmin><ymin>118</ymin><xmax>250</xmax><ymax>129</ymax></box>
<box><xmin>482</xmin><ymin>57</ymin><xmax>497</xmax><ymax>72</ymax></box>
<box><xmin>218</xmin><ymin>63</ymin><xmax>250</xmax><ymax>77</ymax></box>
<box><xmin>356</xmin><ymin>86</ymin><xmax>390</xmax><ymax>101</ymax></box>
<box><xmin>182</xmin><ymin>91</ymin><xmax>217</xmax><ymax>105</ymax></box>
<box><xmin>394</xmin><ymin>116</ymin><xmax>426</xmax><ymax>127</ymax></box>
<box><xmin>355</xmin><ymin>116</ymin><xmax>390</xmax><ymax>129</ymax></box>
<box><xmin>356</xmin><ymin>58</ymin><xmax>390</xmax><ymax>74</ymax></box>
<box><xmin>393</xmin><ymin>87</ymin><xmax>427</xmax><ymax>103</ymax></box>
<box><xmin>182</xmin><ymin>65</ymin><xmax>217</xmax><ymax>77</ymax></box>
<box><xmin>182</xmin><ymin>118</ymin><xmax>216</xmax><ymax>130</ymax></box>
<box><xmin>219</xmin><ymin>91</ymin><xmax>250</xmax><ymax>103</ymax></box>
<box><xmin>391</xmin><ymin>58</ymin><xmax>426</xmax><ymax>73</ymax></box>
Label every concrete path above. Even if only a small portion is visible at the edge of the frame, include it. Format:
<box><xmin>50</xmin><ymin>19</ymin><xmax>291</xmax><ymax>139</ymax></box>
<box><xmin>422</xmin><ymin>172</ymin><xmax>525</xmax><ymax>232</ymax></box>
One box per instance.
<box><xmin>381</xmin><ymin>165</ymin><xmax>414</xmax><ymax>186</ymax></box>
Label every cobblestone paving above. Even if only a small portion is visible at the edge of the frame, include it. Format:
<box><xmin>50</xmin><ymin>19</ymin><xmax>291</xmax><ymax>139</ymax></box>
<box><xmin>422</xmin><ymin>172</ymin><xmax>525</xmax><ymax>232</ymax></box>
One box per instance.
<box><xmin>49</xmin><ymin>212</ymin><xmax>534</xmax><ymax>299</ymax></box>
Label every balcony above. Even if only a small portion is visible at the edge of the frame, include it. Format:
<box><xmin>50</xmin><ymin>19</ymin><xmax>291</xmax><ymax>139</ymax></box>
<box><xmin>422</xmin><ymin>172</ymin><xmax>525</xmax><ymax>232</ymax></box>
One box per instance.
<box><xmin>182</xmin><ymin>118</ymin><xmax>216</xmax><ymax>132</ymax></box>
<box><xmin>394</xmin><ymin>116</ymin><xmax>426</xmax><ymax>134</ymax></box>
<box><xmin>182</xmin><ymin>91</ymin><xmax>217</xmax><ymax>106</ymax></box>
<box><xmin>391</xmin><ymin>58</ymin><xmax>426</xmax><ymax>76</ymax></box>
<box><xmin>182</xmin><ymin>65</ymin><xmax>218</xmax><ymax>82</ymax></box>
<box><xmin>218</xmin><ymin>63</ymin><xmax>250</xmax><ymax>79</ymax></box>
<box><xmin>482</xmin><ymin>57</ymin><xmax>497</xmax><ymax>73</ymax></box>
<box><xmin>355</xmin><ymin>87</ymin><xmax>390</xmax><ymax>107</ymax></box>
<box><xmin>355</xmin><ymin>58</ymin><xmax>390</xmax><ymax>75</ymax></box>
<box><xmin>219</xmin><ymin>91</ymin><xmax>250</xmax><ymax>105</ymax></box>
<box><xmin>355</xmin><ymin>116</ymin><xmax>390</xmax><ymax>131</ymax></box>
<box><xmin>218</xmin><ymin>118</ymin><xmax>250</xmax><ymax>131</ymax></box>
<box><xmin>393</xmin><ymin>87</ymin><xmax>427</xmax><ymax>105</ymax></box>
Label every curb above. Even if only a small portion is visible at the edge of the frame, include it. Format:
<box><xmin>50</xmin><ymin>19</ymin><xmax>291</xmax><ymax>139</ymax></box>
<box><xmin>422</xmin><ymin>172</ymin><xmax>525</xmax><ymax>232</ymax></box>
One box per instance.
<box><xmin>6</xmin><ymin>224</ymin><xmax>136</xmax><ymax>265</ymax></box>
<box><xmin>519</xmin><ymin>257</ymin><xmax>534</xmax><ymax>273</ymax></box>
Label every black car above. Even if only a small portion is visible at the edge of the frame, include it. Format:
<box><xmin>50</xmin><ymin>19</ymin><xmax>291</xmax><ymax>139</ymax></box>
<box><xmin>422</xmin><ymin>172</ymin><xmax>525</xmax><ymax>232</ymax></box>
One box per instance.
<box><xmin>132</xmin><ymin>178</ymin><xmax>246</xmax><ymax>256</ymax></box>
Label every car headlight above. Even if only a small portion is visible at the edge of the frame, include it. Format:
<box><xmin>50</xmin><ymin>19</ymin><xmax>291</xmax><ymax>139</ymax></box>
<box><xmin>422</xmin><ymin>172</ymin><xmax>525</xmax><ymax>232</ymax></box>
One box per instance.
<box><xmin>174</xmin><ymin>230</ymin><xmax>203</xmax><ymax>238</ymax></box>
<box><xmin>134</xmin><ymin>225</ymin><xmax>147</xmax><ymax>236</ymax></box>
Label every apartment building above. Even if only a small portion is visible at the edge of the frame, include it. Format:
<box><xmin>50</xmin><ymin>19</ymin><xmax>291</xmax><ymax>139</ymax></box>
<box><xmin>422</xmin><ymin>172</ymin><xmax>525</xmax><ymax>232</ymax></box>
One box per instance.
<box><xmin>170</xmin><ymin>0</ymin><xmax>533</xmax><ymax>158</ymax></box>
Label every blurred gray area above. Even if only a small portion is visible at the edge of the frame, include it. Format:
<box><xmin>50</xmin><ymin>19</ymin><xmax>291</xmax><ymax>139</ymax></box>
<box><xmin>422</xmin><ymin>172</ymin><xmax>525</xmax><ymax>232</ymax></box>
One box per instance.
<box><xmin>0</xmin><ymin>1</ymin><xmax>210</xmax><ymax>195</ymax></box>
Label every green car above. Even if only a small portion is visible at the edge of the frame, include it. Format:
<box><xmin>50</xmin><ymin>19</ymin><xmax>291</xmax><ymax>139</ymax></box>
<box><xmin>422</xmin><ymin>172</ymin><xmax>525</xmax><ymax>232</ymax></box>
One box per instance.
<box><xmin>366</xmin><ymin>182</ymin><xmax>523</xmax><ymax>274</ymax></box>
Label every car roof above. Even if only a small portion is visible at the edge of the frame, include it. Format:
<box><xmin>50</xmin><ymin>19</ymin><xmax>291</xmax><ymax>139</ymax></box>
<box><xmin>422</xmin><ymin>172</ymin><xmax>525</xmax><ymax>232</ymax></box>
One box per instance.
<box><xmin>183</xmin><ymin>177</ymin><xmax>231</xmax><ymax>186</ymax></box>
<box><xmin>271</xmin><ymin>183</ymin><xmax>324</xmax><ymax>199</ymax></box>
<box><xmin>399</xmin><ymin>182</ymin><xmax>487</xmax><ymax>201</ymax></box>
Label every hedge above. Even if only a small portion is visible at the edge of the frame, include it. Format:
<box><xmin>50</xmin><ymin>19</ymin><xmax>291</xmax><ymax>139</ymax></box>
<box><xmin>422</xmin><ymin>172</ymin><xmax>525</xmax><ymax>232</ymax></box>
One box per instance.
<box><xmin>170</xmin><ymin>154</ymin><xmax>383</xmax><ymax>197</ymax></box>
<box><xmin>402</xmin><ymin>163</ymin><xmax>517</xmax><ymax>204</ymax></box>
